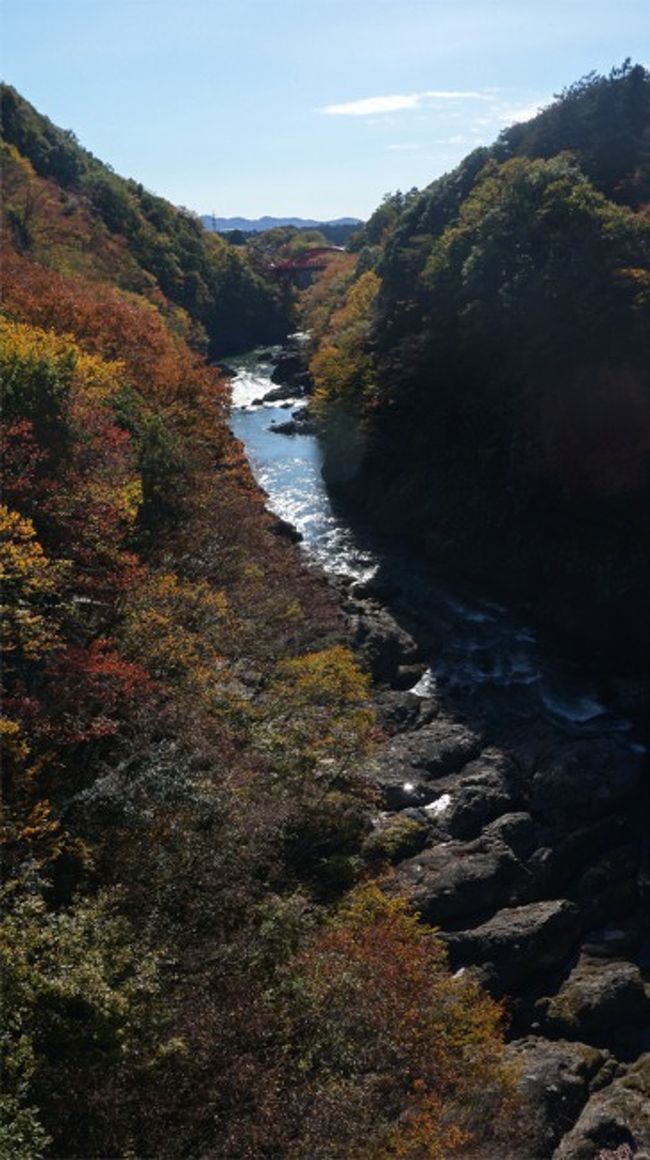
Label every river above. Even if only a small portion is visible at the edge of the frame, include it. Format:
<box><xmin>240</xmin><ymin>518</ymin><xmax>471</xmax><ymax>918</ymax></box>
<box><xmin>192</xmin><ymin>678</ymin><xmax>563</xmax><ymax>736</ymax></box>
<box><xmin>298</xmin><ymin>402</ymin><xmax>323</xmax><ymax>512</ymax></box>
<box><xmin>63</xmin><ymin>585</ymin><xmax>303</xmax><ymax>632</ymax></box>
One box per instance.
<box><xmin>229</xmin><ymin>346</ymin><xmax>645</xmax><ymax>746</ymax></box>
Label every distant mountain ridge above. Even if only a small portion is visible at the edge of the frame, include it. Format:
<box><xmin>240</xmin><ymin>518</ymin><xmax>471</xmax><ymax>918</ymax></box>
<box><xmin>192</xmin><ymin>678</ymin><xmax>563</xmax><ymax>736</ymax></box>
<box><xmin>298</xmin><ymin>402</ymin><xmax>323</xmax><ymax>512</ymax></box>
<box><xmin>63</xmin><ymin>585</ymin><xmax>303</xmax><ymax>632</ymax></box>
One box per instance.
<box><xmin>202</xmin><ymin>214</ymin><xmax>362</xmax><ymax>232</ymax></box>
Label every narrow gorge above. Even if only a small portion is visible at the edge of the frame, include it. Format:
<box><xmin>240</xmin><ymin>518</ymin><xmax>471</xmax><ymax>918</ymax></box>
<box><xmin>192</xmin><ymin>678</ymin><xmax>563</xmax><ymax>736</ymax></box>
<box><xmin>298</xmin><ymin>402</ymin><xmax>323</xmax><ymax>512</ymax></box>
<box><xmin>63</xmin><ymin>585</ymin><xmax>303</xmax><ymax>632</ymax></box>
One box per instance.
<box><xmin>229</xmin><ymin>341</ymin><xmax>650</xmax><ymax>1158</ymax></box>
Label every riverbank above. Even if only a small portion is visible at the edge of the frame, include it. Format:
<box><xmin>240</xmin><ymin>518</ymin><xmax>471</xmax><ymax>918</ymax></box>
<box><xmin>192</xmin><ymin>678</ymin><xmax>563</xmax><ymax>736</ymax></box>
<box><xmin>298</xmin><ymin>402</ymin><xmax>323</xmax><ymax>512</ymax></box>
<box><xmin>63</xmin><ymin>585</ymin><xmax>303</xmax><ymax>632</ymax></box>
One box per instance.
<box><xmin>229</xmin><ymin>344</ymin><xmax>650</xmax><ymax>1158</ymax></box>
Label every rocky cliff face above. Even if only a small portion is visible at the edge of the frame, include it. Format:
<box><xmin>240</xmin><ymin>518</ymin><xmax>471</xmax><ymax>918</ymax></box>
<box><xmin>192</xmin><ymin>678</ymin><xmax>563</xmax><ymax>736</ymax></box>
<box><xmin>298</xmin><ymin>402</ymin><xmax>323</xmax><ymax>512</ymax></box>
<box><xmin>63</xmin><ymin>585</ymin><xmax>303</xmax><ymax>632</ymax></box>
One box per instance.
<box><xmin>336</xmin><ymin>573</ymin><xmax>650</xmax><ymax>1158</ymax></box>
<box><xmin>253</xmin><ymin>340</ymin><xmax>650</xmax><ymax>1155</ymax></box>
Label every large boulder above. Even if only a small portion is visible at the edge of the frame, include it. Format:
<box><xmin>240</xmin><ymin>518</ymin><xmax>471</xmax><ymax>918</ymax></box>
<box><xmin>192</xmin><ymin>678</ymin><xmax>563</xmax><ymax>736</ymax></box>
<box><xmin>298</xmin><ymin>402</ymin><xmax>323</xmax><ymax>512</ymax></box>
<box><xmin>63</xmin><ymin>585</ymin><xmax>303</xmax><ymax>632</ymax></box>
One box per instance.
<box><xmin>540</xmin><ymin>954</ymin><xmax>649</xmax><ymax>1054</ymax></box>
<box><xmin>506</xmin><ymin>1036</ymin><xmax>610</xmax><ymax>1160</ymax></box>
<box><xmin>444</xmin><ymin>899</ymin><xmax>582</xmax><ymax>989</ymax></box>
<box><xmin>484</xmin><ymin>811</ymin><xmax>538</xmax><ymax>860</ymax></box>
<box><xmin>526</xmin><ymin>817</ymin><xmax>635</xmax><ymax>898</ymax></box>
<box><xmin>568</xmin><ymin>845</ymin><xmax>640</xmax><ymax>930</ymax></box>
<box><xmin>395</xmin><ymin>834</ymin><xmax>526</xmax><ymax>925</ymax></box>
<box><xmin>373</xmin><ymin>689</ymin><xmax>428</xmax><ymax>736</ymax></box>
<box><xmin>432</xmin><ymin>749</ymin><xmax>523</xmax><ymax>840</ymax></box>
<box><xmin>262</xmin><ymin>381</ymin><xmax>304</xmax><ymax>402</ymax></box>
<box><xmin>270</xmin><ymin>352</ymin><xmax>305</xmax><ymax>386</ymax></box>
<box><xmin>553</xmin><ymin>1054</ymin><xmax>650</xmax><ymax>1158</ymax></box>
<box><xmin>268</xmin><ymin>516</ymin><xmax>302</xmax><ymax>543</ymax></box>
<box><xmin>364</xmin><ymin>719</ymin><xmax>484</xmax><ymax>807</ymax></box>
<box><xmin>269</xmin><ymin>418</ymin><xmax>298</xmax><ymax>435</ymax></box>
<box><xmin>291</xmin><ymin>405</ymin><xmax>317</xmax><ymax>433</ymax></box>
<box><xmin>349</xmin><ymin>602</ymin><xmax>421</xmax><ymax>683</ymax></box>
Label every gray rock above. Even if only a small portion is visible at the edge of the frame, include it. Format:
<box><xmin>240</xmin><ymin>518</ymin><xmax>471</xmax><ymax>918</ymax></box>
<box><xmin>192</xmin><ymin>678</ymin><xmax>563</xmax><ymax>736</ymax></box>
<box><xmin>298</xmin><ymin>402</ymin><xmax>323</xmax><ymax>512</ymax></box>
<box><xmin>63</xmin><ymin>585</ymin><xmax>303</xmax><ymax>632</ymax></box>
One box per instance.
<box><xmin>290</xmin><ymin>406</ymin><xmax>317</xmax><ymax>433</ymax></box>
<box><xmin>271</xmin><ymin>353</ymin><xmax>304</xmax><ymax>385</ymax></box>
<box><xmin>391</xmin><ymin>663</ymin><xmax>428</xmax><ymax>691</ymax></box>
<box><xmin>569</xmin><ymin>846</ymin><xmax>640</xmax><ymax>930</ymax></box>
<box><xmin>582</xmin><ymin>923</ymin><xmax>645</xmax><ymax>961</ymax></box>
<box><xmin>268</xmin><ymin>516</ymin><xmax>302</xmax><ymax>543</ymax></box>
<box><xmin>264</xmin><ymin>381</ymin><xmax>304</xmax><ymax>401</ymax></box>
<box><xmin>364</xmin><ymin>719</ymin><xmax>484</xmax><ymax>808</ymax></box>
<box><xmin>438</xmin><ymin>750</ymin><xmax>522</xmax><ymax>839</ymax></box>
<box><xmin>540</xmin><ymin>955</ymin><xmax>649</xmax><ymax>1052</ymax></box>
<box><xmin>292</xmin><ymin>370</ymin><xmax>314</xmax><ymax>393</ymax></box>
<box><xmin>350</xmin><ymin>602</ymin><xmax>421</xmax><ymax>683</ymax></box>
<box><xmin>396</xmin><ymin>835</ymin><xmax>526</xmax><ymax>925</ymax></box>
<box><xmin>444</xmin><ymin>899</ymin><xmax>581</xmax><ymax>989</ymax></box>
<box><xmin>525</xmin><ymin>818</ymin><xmax>634</xmax><ymax>898</ymax></box>
<box><xmin>506</xmin><ymin>1036</ymin><xmax>609</xmax><ymax>1159</ymax></box>
<box><xmin>374</xmin><ymin>690</ymin><xmax>428</xmax><ymax>736</ymax></box>
<box><xmin>269</xmin><ymin>419</ymin><xmax>298</xmax><ymax>435</ymax></box>
<box><xmin>485</xmin><ymin>812</ymin><xmax>537</xmax><ymax>860</ymax></box>
<box><xmin>553</xmin><ymin>1054</ymin><xmax>650</xmax><ymax>1158</ymax></box>
<box><xmin>350</xmin><ymin>575</ymin><xmax>401</xmax><ymax>601</ymax></box>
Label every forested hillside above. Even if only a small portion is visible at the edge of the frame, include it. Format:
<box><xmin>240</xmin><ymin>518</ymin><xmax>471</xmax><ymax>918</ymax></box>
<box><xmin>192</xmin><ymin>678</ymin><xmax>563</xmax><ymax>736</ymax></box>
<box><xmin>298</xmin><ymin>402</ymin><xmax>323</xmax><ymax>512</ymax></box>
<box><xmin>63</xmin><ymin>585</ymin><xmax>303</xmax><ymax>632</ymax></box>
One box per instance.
<box><xmin>0</xmin><ymin>85</ymin><xmax>291</xmax><ymax>355</ymax></box>
<box><xmin>306</xmin><ymin>62</ymin><xmax>650</xmax><ymax>667</ymax></box>
<box><xmin>0</xmin><ymin>92</ymin><xmax>517</xmax><ymax>1157</ymax></box>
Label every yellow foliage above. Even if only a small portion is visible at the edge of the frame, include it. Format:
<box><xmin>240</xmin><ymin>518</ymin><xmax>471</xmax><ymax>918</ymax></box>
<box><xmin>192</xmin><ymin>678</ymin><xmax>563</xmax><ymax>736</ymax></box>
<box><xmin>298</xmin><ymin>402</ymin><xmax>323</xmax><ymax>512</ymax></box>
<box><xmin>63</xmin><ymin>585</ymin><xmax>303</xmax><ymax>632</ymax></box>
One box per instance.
<box><xmin>0</xmin><ymin>716</ymin><xmax>30</xmax><ymax>765</ymax></box>
<box><xmin>0</xmin><ymin>505</ymin><xmax>62</xmax><ymax>659</ymax></box>
<box><xmin>72</xmin><ymin>347</ymin><xmax>127</xmax><ymax>405</ymax></box>
<box><xmin>0</xmin><ymin>317</ymin><xmax>126</xmax><ymax>411</ymax></box>
<box><xmin>273</xmin><ymin>644</ymin><xmax>371</xmax><ymax>708</ymax></box>
<box><xmin>281</xmin><ymin>883</ymin><xmax>518</xmax><ymax>1159</ymax></box>
<box><xmin>17</xmin><ymin>800</ymin><xmax>61</xmax><ymax>845</ymax></box>
<box><xmin>86</xmin><ymin>478</ymin><xmax>143</xmax><ymax>528</ymax></box>
<box><xmin>0</xmin><ymin>140</ymin><xmax>36</xmax><ymax>180</ymax></box>
<box><xmin>309</xmin><ymin>271</ymin><xmax>381</xmax><ymax>416</ymax></box>
<box><xmin>123</xmin><ymin>571</ymin><xmax>232</xmax><ymax>703</ymax></box>
<box><xmin>615</xmin><ymin>265</ymin><xmax>650</xmax><ymax>307</ymax></box>
<box><xmin>0</xmin><ymin>315</ymin><xmax>78</xmax><ymax>368</ymax></box>
<box><xmin>261</xmin><ymin>646</ymin><xmax>375</xmax><ymax>775</ymax></box>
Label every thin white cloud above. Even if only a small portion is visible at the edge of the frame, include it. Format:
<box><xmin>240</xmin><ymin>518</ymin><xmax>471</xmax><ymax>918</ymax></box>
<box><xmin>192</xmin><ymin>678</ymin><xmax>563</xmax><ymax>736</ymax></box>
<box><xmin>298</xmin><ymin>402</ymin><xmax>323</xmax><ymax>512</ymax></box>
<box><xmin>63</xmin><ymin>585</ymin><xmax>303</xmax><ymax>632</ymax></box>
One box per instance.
<box><xmin>320</xmin><ymin>89</ymin><xmax>489</xmax><ymax>116</ymax></box>
<box><xmin>497</xmin><ymin>102</ymin><xmax>544</xmax><ymax>124</ymax></box>
<box><xmin>469</xmin><ymin>95</ymin><xmax>551</xmax><ymax>136</ymax></box>
<box><xmin>423</xmin><ymin>90</ymin><xmax>489</xmax><ymax>101</ymax></box>
<box><xmin>322</xmin><ymin>94</ymin><xmax>420</xmax><ymax>116</ymax></box>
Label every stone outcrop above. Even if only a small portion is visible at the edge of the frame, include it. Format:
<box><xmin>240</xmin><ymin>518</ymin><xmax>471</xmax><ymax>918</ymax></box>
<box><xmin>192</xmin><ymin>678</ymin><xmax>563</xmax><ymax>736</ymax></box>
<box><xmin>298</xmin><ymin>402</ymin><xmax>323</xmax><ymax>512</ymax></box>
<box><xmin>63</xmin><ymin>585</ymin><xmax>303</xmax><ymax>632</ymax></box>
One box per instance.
<box><xmin>270</xmin><ymin>352</ymin><xmax>305</xmax><ymax>386</ymax></box>
<box><xmin>348</xmin><ymin>600</ymin><xmax>422</xmax><ymax>684</ymax></box>
<box><xmin>540</xmin><ymin>954</ymin><xmax>650</xmax><ymax>1054</ymax></box>
<box><xmin>506</xmin><ymin>1036</ymin><xmax>611</xmax><ymax>1159</ymax></box>
<box><xmin>553</xmin><ymin>1054</ymin><xmax>650</xmax><ymax>1158</ymax></box>
<box><xmin>445</xmin><ymin>900</ymin><xmax>582</xmax><ymax>989</ymax></box>
<box><xmin>236</xmin><ymin>340</ymin><xmax>650</xmax><ymax>1152</ymax></box>
<box><xmin>396</xmin><ymin>835</ymin><xmax>527</xmax><ymax>926</ymax></box>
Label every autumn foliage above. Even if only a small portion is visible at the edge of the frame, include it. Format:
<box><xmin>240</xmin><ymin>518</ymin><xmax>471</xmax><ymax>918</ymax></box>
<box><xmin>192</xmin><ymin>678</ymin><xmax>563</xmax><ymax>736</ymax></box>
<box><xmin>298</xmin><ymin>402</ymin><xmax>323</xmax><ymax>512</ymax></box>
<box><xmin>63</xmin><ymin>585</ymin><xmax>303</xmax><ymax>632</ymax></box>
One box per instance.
<box><xmin>0</xmin><ymin>96</ymin><xmax>513</xmax><ymax>1158</ymax></box>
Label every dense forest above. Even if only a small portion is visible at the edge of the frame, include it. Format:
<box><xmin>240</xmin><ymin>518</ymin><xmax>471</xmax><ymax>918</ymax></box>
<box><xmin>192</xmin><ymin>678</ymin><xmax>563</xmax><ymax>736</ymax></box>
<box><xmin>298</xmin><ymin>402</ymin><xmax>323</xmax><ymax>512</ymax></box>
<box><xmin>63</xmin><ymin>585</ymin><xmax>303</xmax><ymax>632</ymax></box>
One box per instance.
<box><xmin>0</xmin><ymin>88</ymin><xmax>521</xmax><ymax>1157</ymax></box>
<box><xmin>305</xmin><ymin>62</ymin><xmax>650</xmax><ymax>668</ymax></box>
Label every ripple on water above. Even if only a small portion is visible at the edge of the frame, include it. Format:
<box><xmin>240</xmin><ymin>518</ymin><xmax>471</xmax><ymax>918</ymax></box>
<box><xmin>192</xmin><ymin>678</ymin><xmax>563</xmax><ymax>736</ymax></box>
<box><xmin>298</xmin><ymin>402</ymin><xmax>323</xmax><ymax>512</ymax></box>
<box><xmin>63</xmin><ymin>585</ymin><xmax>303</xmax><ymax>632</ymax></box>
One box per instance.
<box><xmin>540</xmin><ymin>687</ymin><xmax>607</xmax><ymax>724</ymax></box>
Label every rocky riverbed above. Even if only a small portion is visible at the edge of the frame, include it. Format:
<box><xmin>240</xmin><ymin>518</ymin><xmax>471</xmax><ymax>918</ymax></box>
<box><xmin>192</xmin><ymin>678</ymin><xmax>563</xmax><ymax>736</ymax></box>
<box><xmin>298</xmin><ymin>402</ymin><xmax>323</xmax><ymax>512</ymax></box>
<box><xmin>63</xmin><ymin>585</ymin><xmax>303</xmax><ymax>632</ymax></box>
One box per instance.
<box><xmin>228</xmin><ymin>342</ymin><xmax>650</xmax><ymax>1159</ymax></box>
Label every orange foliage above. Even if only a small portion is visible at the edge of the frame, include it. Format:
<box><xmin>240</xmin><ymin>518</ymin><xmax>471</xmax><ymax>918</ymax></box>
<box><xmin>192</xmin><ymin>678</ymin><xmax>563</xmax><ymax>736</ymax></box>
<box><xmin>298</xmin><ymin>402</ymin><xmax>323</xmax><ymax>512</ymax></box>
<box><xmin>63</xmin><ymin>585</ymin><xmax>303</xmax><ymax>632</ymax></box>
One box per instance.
<box><xmin>276</xmin><ymin>885</ymin><xmax>516</xmax><ymax>1158</ymax></box>
<box><xmin>1</xmin><ymin>245</ymin><xmax>227</xmax><ymax>408</ymax></box>
<box><xmin>0</xmin><ymin>121</ymin><xmax>521</xmax><ymax>1160</ymax></box>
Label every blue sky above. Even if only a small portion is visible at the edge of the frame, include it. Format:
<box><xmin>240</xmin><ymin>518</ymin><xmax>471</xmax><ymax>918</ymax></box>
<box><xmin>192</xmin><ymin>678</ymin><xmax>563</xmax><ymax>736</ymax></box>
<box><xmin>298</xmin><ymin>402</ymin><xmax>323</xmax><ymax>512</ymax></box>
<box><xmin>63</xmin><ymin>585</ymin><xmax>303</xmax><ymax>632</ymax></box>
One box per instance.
<box><xmin>2</xmin><ymin>0</ymin><xmax>648</xmax><ymax>220</ymax></box>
